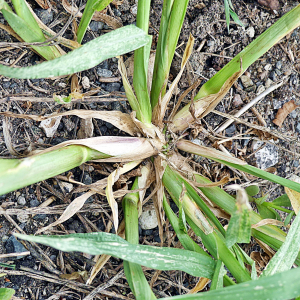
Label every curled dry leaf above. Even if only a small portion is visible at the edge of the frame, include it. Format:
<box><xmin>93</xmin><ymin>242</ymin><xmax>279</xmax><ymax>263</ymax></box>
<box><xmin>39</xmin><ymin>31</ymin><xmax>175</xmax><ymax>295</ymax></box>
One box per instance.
<box><xmin>106</xmin><ymin>161</ymin><xmax>142</xmax><ymax>231</ymax></box>
<box><xmin>0</xmin><ymin>109</ymin><xmax>141</xmax><ymax>136</ymax></box>
<box><xmin>251</xmin><ymin>219</ymin><xmax>288</xmax><ymax>229</ymax></box>
<box><xmin>273</xmin><ymin>100</ymin><xmax>298</xmax><ymax>127</ymax></box>
<box><xmin>33</xmin><ymin>0</ymin><xmax>50</xmax><ymax>9</ymax></box>
<box><xmin>62</xmin><ymin>0</ymin><xmax>122</xmax><ymax>29</ymax></box>
<box><xmin>285</xmin><ymin>174</ymin><xmax>300</xmax><ymax>215</ymax></box>
<box><xmin>36</xmin><ymin>191</ymin><xmax>95</xmax><ymax>234</ymax></box>
<box><xmin>171</xmin><ymin>67</ymin><xmax>243</xmax><ymax>133</ymax></box>
<box><xmin>258</xmin><ymin>0</ymin><xmax>280</xmax><ymax>10</ymax></box>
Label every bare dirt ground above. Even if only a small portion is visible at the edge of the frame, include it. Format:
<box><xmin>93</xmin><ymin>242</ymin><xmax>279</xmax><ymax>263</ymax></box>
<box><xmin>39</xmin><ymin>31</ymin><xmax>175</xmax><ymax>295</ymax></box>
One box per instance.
<box><xmin>0</xmin><ymin>0</ymin><xmax>300</xmax><ymax>299</ymax></box>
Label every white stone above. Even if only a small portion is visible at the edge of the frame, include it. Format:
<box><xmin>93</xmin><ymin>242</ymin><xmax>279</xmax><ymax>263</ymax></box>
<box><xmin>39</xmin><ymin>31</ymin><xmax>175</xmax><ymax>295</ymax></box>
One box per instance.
<box><xmin>240</xmin><ymin>75</ymin><xmax>254</xmax><ymax>88</ymax></box>
<box><xmin>17</xmin><ymin>196</ymin><xmax>26</xmax><ymax>206</ymax></box>
<box><xmin>254</xmin><ymin>140</ymin><xmax>278</xmax><ymax>170</ymax></box>
<box><xmin>82</xmin><ymin>76</ymin><xmax>90</xmax><ymax>89</ymax></box>
<box><xmin>130</xmin><ymin>4</ymin><xmax>138</xmax><ymax>15</ymax></box>
<box><xmin>246</xmin><ymin>27</ymin><xmax>255</xmax><ymax>38</ymax></box>
<box><xmin>256</xmin><ymin>85</ymin><xmax>265</xmax><ymax>95</ymax></box>
<box><xmin>139</xmin><ymin>206</ymin><xmax>158</xmax><ymax>230</ymax></box>
<box><xmin>264</xmin><ymin>64</ymin><xmax>272</xmax><ymax>71</ymax></box>
<box><xmin>39</xmin><ymin>116</ymin><xmax>62</xmax><ymax>137</ymax></box>
<box><xmin>17</xmin><ymin>212</ymin><xmax>29</xmax><ymax>223</ymax></box>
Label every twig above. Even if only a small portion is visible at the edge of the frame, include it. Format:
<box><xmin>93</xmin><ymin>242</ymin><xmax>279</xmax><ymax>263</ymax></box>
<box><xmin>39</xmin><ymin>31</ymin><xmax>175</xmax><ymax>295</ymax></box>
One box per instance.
<box><xmin>0</xmin><ymin>251</ymin><xmax>30</xmax><ymax>258</ymax></box>
<box><xmin>83</xmin><ymin>270</ymin><xmax>125</xmax><ymax>300</ymax></box>
<box><xmin>214</xmin><ymin>79</ymin><xmax>286</xmax><ymax>133</ymax></box>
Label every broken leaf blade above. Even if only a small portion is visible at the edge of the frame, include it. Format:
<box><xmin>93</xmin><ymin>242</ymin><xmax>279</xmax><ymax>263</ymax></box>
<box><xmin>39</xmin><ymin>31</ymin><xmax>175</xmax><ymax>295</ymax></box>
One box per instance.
<box><xmin>15</xmin><ymin>232</ymin><xmax>216</xmax><ymax>279</ymax></box>
<box><xmin>226</xmin><ymin>186</ymin><xmax>251</xmax><ymax>248</ymax></box>
<box><xmin>0</xmin><ymin>25</ymin><xmax>151</xmax><ymax>78</ymax></box>
<box><xmin>160</xmin><ymin>267</ymin><xmax>300</xmax><ymax>300</ymax></box>
<box><xmin>261</xmin><ymin>208</ymin><xmax>300</xmax><ymax>277</ymax></box>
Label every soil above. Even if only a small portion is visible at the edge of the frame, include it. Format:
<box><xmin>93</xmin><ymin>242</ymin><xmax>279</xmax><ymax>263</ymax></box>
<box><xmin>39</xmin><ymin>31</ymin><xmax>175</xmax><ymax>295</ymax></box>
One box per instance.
<box><xmin>1</xmin><ymin>0</ymin><xmax>300</xmax><ymax>299</ymax></box>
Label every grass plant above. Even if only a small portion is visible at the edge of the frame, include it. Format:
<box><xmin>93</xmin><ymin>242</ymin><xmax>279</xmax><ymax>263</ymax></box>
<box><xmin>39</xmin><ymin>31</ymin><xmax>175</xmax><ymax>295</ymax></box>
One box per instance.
<box><xmin>1</xmin><ymin>0</ymin><xmax>300</xmax><ymax>299</ymax></box>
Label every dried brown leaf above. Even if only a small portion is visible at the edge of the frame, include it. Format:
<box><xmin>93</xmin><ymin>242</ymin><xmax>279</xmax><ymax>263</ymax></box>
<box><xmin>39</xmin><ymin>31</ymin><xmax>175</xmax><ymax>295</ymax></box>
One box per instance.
<box><xmin>0</xmin><ymin>110</ymin><xmax>141</xmax><ymax>136</ymax></box>
<box><xmin>273</xmin><ymin>100</ymin><xmax>298</xmax><ymax>127</ymax></box>
<box><xmin>251</xmin><ymin>219</ymin><xmax>287</xmax><ymax>229</ymax></box>
<box><xmin>106</xmin><ymin>161</ymin><xmax>142</xmax><ymax>231</ymax></box>
<box><xmin>176</xmin><ymin>139</ymin><xmax>247</xmax><ymax>165</ymax></box>
<box><xmin>36</xmin><ymin>191</ymin><xmax>95</xmax><ymax>234</ymax></box>
<box><xmin>62</xmin><ymin>0</ymin><xmax>122</xmax><ymax>29</ymax></box>
<box><xmin>187</xmin><ymin>277</ymin><xmax>210</xmax><ymax>294</ymax></box>
<box><xmin>77</xmin><ymin>118</ymin><xmax>94</xmax><ymax>139</ymax></box>
<box><xmin>33</xmin><ymin>0</ymin><xmax>50</xmax><ymax>9</ymax></box>
<box><xmin>258</xmin><ymin>0</ymin><xmax>280</xmax><ymax>10</ymax></box>
<box><xmin>171</xmin><ymin>66</ymin><xmax>243</xmax><ymax>132</ymax></box>
<box><xmin>285</xmin><ymin>175</ymin><xmax>300</xmax><ymax>215</ymax></box>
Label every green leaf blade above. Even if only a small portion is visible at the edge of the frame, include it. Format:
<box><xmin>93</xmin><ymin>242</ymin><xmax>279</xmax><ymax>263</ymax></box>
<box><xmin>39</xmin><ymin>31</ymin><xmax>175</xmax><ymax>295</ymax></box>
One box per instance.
<box><xmin>15</xmin><ymin>232</ymin><xmax>216</xmax><ymax>279</ymax></box>
<box><xmin>0</xmin><ymin>288</ymin><xmax>15</xmax><ymax>300</ymax></box>
<box><xmin>0</xmin><ymin>25</ymin><xmax>151</xmax><ymax>79</ymax></box>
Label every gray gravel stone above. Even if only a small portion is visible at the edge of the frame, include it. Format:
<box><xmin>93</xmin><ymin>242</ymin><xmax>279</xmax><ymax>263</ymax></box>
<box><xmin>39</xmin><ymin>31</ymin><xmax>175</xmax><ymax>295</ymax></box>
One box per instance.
<box><xmin>254</xmin><ymin>140</ymin><xmax>278</xmax><ymax>170</ymax></box>
<box><xmin>30</xmin><ymin>199</ymin><xmax>40</xmax><ymax>207</ymax></box>
<box><xmin>17</xmin><ymin>212</ymin><xmax>29</xmax><ymax>223</ymax></box>
<box><xmin>83</xmin><ymin>173</ymin><xmax>92</xmax><ymax>185</ymax></box>
<box><xmin>269</xmin><ymin>71</ymin><xmax>277</xmax><ymax>81</ymax></box>
<box><xmin>34</xmin><ymin>9</ymin><xmax>54</xmax><ymax>25</ymax></box>
<box><xmin>225</xmin><ymin>124</ymin><xmax>236</xmax><ymax>136</ymax></box>
<box><xmin>97</xmin><ymin>68</ymin><xmax>113</xmax><ymax>77</ymax></box>
<box><xmin>5</xmin><ymin>236</ymin><xmax>27</xmax><ymax>259</ymax></box>
<box><xmin>17</xmin><ymin>196</ymin><xmax>26</xmax><ymax>206</ymax></box>
<box><xmin>296</xmin><ymin>123</ymin><xmax>300</xmax><ymax>133</ymax></box>
<box><xmin>106</xmin><ymin>83</ymin><xmax>121</xmax><ymax>92</ymax></box>
<box><xmin>240</xmin><ymin>75</ymin><xmax>254</xmax><ymax>88</ymax></box>
<box><xmin>89</xmin><ymin>21</ymin><xmax>104</xmax><ymax>32</ymax></box>
<box><xmin>276</xmin><ymin>61</ymin><xmax>282</xmax><ymax>70</ymax></box>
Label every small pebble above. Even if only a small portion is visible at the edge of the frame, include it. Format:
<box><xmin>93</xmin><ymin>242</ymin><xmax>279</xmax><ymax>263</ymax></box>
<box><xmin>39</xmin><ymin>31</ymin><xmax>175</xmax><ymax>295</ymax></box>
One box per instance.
<box><xmin>34</xmin><ymin>9</ymin><xmax>53</xmax><ymax>25</ymax></box>
<box><xmin>256</xmin><ymin>85</ymin><xmax>265</xmax><ymax>95</ymax></box>
<box><xmin>105</xmin><ymin>83</ymin><xmax>121</xmax><ymax>93</ymax></box>
<box><xmin>246</xmin><ymin>26</ymin><xmax>255</xmax><ymax>38</ymax></box>
<box><xmin>265</xmin><ymin>78</ymin><xmax>273</xmax><ymax>88</ymax></box>
<box><xmin>83</xmin><ymin>173</ymin><xmax>92</xmax><ymax>185</ymax></box>
<box><xmin>89</xmin><ymin>21</ymin><xmax>104</xmax><ymax>32</ymax></box>
<box><xmin>269</xmin><ymin>71</ymin><xmax>277</xmax><ymax>81</ymax></box>
<box><xmin>264</xmin><ymin>64</ymin><xmax>272</xmax><ymax>71</ymax></box>
<box><xmin>17</xmin><ymin>196</ymin><xmax>26</xmax><ymax>206</ymax></box>
<box><xmin>130</xmin><ymin>4</ymin><xmax>138</xmax><ymax>15</ymax></box>
<box><xmin>97</xmin><ymin>68</ymin><xmax>112</xmax><ymax>78</ymax></box>
<box><xmin>139</xmin><ymin>206</ymin><xmax>158</xmax><ymax>230</ymax></box>
<box><xmin>225</xmin><ymin>124</ymin><xmax>236</xmax><ymax>137</ymax></box>
<box><xmin>232</xmin><ymin>94</ymin><xmax>243</xmax><ymax>107</ymax></box>
<box><xmin>254</xmin><ymin>140</ymin><xmax>278</xmax><ymax>170</ymax></box>
<box><xmin>5</xmin><ymin>236</ymin><xmax>28</xmax><ymax>259</ymax></box>
<box><xmin>276</xmin><ymin>61</ymin><xmax>282</xmax><ymax>69</ymax></box>
<box><xmin>240</xmin><ymin>75</ymin><xmax>254</xmax><ymax>88</ymax></box>
<box><xmin>17</xmin><ymin>212</ymin><xmax>29</xmax><ymax>223</ymax></box>
<box><xmin>296</xmin><ymin>123</ymin><xmax>300</xmax><ymax>133</ymax></box>
<box><xmin>30</xmin><ymin>199</ymin><xmax>40</xmax><ymax>207</ymax></box>
<box><xmin>82</xmin><ymin>76</ymin><xmax>90</xmax><ymax>89</ymax></box>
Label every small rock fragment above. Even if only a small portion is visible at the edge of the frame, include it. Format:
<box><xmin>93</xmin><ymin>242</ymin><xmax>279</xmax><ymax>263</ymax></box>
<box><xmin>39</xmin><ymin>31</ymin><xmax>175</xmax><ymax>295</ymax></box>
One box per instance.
<box><xmin>97</xmin><ymin>68</ymin><xmax>113</xmax><ymax>78</ymax></box>
<box><xmin>17</xmin><ymin>196</ymin><xmax>26</xmax><ymax>206</ymax></box>
<box><xmin>40</xmin><ymin>116</ymin><xmax>62</xmax><ymax>137</ymax></box>
<box><xmin>264</xmin><ymin>64</ymin><xmax>272</xmax><ymax>71</ymax></box>
<box><xmin>265</xmin><ymin>78</ymin><xmax>273</xmax><ymax>88</ymax></box>
<box><xmin>60</xmin><ymin>182</ymin><xmax>73</xmax><ymax>193</ymax></box>
<box><xmin>130</xmin><ymin>4</ymin><xmax>138</xmax><ymax>15</ymax></box>
<box><xmin>232</xmin><ymin>94</ymin><xmax>243</xmax><ymax>107</ymax></box>
<box><xmin>5</xmin><ymin>236</ymin><xmax>28</xmax><ymax>259</ymax></box>
<box><xmin>246</xmin><ymin>27</ymin><xmax>255</xmax><ymax>38</ymax></box>
<box><xmin>256</xmin><ymin>85</ymin><xmax>265</xmax><ymax>95</ymax></box>
<box><xmin>240</xmin><ymin>75</ymin><xmax>254</xmax><ymax>88</ymax></box>
<box><xmin>258</xmin><ymin>0</ymin><xmax>280</xmax><ymax>10</ymax></box>
<box><xmin>82</xmin><ymin>76</ymin><xmax>90</xmax><ymax>89</ymax></box>
<box><xmin>34</xmin><ymin>9</ymin><xmax>54</xmax><ymax>25</ymax></box>
<box><xmin>17</xmin><ymin>212</ymin><xmax>29</xmax><ymax>223</ymax></box>
<box><xmin>139</xmin><ymin>205</ymin><xmax>158</xmax><ymax>230</ymax></box>
<box><xmin>254</xmin><ymin>140</ymin><xmax>278</xmax><ymax>170</ymax></box>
